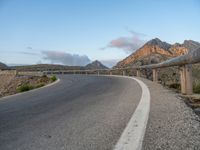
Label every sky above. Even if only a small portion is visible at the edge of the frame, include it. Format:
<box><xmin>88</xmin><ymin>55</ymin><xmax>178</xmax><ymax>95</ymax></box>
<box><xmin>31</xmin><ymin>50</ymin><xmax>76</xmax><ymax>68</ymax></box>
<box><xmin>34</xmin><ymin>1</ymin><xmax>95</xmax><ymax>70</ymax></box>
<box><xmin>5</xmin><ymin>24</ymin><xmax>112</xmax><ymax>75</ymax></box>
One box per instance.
<box><xmin>0</xmin><ymin>0</ymin><xmax>200</xmax><ymax>67</ymax></box>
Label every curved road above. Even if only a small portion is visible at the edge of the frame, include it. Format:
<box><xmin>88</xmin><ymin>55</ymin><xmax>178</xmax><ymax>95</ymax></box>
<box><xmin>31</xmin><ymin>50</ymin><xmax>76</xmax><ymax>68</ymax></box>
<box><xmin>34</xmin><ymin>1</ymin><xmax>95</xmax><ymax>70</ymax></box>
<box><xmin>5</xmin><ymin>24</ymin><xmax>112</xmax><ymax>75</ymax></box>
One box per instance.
<box><xmin>0</xmin><ymin>75</ymin><xmax>142</xmax><ymax>150</ymax></box>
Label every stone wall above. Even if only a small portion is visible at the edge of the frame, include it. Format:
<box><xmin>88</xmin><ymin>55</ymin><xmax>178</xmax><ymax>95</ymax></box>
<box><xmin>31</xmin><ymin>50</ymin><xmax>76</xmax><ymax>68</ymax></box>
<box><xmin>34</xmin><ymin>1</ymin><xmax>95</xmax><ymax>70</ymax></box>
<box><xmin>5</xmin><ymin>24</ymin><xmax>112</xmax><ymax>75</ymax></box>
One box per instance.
<box><xmin>17</xmin><ymin>71</ymin><xmax>43</xmax><ymax>76</ymax></box>
<box><xmin>0</xmin><ymin>70</ymin><xmax>17</xmax><ymax>75</ymax></box>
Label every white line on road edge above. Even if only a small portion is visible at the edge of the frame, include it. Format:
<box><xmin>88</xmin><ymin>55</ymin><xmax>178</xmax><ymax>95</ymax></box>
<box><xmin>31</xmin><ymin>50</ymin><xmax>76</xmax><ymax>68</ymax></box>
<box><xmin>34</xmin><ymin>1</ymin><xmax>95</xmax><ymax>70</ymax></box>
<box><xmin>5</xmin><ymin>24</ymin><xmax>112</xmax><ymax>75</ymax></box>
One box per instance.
<box><xmin>113</xmin><ymin>76</ymin><xmax>150</xmax><ymax>150</ymax></box>
<box><xmin>0</xmin><ymin>78</ymin><xmax>60</xmax><ymax>101</ymax></box>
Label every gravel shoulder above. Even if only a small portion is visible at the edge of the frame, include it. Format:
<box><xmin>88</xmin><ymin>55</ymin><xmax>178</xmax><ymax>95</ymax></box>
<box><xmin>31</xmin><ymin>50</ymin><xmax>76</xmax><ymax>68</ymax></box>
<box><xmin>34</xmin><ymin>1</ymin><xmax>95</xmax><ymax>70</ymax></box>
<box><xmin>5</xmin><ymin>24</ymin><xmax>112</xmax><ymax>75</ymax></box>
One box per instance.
<box><xmin>139</xmin><ymin>77</ymin><xmax>200</xmax><ymax>150</ymax></box>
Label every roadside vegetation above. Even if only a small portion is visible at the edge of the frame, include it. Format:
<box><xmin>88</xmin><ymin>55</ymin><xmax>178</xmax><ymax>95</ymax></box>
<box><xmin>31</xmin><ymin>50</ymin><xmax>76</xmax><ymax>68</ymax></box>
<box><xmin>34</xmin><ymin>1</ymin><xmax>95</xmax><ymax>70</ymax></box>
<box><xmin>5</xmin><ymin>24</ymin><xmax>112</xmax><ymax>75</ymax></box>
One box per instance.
<box><xmin>51</xmin><ymin>75</ymin><xmax>57</xmax><ymax>82</ymax></box>
<box><xmin>193</xmin><ymin>81</ymin><xmax>200</xmax><ymax>94</ymax></box>
<box><xmin>16</xmin><ymin>75</ymin><xmax>57</xmax><ymax>93</ymax></box>
<box><xmin>17</xmin><ymin>84</ymin><xmax>34</xmax><ymax>92</ymax></box>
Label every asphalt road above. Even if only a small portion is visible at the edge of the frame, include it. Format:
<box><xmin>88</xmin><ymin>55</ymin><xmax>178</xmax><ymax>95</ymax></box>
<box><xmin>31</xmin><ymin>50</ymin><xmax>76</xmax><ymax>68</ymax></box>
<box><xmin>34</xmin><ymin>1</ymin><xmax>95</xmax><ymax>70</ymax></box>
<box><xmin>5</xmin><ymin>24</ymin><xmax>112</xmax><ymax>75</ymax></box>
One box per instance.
<box><xmin>0</xmin><ymin>75</ymin><xmax>142</xmax><ymax>150</ymax></box>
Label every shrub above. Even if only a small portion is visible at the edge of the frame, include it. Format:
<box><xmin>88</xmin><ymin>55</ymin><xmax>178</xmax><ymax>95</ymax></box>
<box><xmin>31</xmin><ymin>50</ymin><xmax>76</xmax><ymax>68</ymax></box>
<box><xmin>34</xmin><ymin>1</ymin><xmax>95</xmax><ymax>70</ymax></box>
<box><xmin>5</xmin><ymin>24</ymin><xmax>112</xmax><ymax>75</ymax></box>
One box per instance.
<box><xmin>51</xmin><ymin>75</ymin><xmax>57</xmax><ymax>82</ymax></box>
<box><xmin>169</xmin><ymin>83</ymin><xmax>181</xmax><ymax>90</ymax></box>
<box><xmin>193</xmin><ymin>82</ymin><xmax>200</xmax><ymax>93</ymax></box>
<box><xmin>35</xmin><ymin>83</ymin><xmax>45</xmax><ymax>88</ymax></box>
<box><xmin>17</xmin><ymin>84</ymin><xmax>34</xmax><ymax>92</ymax></box>
<box><xmin>42</xmin><ymin>74</ymin><xmax>47</xmax><ymax>78</ymax></box>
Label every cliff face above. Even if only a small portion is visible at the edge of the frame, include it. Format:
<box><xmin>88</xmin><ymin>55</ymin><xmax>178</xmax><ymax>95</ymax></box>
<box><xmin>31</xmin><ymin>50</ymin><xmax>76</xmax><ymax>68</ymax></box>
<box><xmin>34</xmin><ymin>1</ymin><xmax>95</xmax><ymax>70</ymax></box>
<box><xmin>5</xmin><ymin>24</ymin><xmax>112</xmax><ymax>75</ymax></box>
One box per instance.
<box><xmin>115</xmin><ymin>38</ymin><xmax>199</xmax><ymax>67</ymax></box>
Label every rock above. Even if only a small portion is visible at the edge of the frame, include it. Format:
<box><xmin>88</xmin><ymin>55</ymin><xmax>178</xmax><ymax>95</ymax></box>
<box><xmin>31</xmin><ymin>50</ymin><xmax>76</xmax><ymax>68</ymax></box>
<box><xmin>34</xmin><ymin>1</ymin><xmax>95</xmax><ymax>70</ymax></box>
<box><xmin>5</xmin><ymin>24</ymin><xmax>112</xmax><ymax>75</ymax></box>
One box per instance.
<box><xmin>115</xmin><ymin>38</ymin><xmax>200</xmax><ymax>68</ymax></box>
<box><xmin>194</xmin><ymin>108</ymin><xmax>200</xmax><ymax>115</ymax></box>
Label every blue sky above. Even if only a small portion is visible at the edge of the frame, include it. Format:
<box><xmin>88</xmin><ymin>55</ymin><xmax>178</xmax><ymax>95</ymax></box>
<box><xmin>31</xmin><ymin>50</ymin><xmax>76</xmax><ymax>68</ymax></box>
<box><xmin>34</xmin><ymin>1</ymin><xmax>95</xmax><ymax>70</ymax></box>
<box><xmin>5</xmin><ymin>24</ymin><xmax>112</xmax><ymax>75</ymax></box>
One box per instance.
<box><xmin>0</xmin><ymin>0</ymin><xmax>200</xmax><ymax>67</ymax></box>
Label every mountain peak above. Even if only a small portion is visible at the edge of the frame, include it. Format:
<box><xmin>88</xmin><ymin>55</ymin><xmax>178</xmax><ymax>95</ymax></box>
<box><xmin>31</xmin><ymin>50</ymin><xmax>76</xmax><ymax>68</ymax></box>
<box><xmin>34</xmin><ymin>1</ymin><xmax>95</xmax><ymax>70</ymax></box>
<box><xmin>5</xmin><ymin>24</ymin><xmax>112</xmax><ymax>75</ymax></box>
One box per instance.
<box><xmin>85</xmin><ymin>60</ymin><xmax>108</xmax><ymax>69</ymax></box>
<box><xmin>146</xmin><ymin>38</ymin><xmax>171</xmax><ymax>51</ymax></box>
<box><xmin>182</xmin><ymin>40</ymin><xmax>200</xmax><ymax>51</ymax></box>
<box><xmin>115</xmin><ymin>38</ymin><xmax>198</xmax><ymax>68</ymax></box>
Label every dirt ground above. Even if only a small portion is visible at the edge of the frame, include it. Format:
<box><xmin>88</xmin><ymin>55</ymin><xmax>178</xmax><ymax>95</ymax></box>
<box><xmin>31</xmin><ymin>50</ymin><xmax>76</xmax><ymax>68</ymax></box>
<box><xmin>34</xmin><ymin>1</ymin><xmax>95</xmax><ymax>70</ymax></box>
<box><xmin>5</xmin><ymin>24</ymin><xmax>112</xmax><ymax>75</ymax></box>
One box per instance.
<box><xmin>0</xmin><ymin>75</ymin><xmax>52</xmax><ymax>98</ymax></box>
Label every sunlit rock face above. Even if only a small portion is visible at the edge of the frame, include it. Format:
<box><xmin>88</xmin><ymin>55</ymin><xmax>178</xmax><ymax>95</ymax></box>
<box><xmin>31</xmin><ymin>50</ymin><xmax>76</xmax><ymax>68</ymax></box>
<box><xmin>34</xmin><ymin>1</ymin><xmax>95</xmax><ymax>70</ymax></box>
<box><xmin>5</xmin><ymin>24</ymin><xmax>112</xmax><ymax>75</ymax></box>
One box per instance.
<box><xmin>115</xmin><ymin>38</ymin><xmax>200</xmax><ymax>68</ymax></box>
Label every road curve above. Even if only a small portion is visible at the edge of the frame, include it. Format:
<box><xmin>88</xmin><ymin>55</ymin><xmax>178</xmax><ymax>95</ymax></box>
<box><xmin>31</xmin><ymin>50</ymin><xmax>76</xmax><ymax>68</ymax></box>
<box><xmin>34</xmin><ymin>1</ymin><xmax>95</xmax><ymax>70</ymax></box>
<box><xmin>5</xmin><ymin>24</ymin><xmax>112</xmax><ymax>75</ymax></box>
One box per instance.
<box><xmin>0</xmin><ymin>75</ymin><xmax>142</xmax><ymax>150</ymax></box>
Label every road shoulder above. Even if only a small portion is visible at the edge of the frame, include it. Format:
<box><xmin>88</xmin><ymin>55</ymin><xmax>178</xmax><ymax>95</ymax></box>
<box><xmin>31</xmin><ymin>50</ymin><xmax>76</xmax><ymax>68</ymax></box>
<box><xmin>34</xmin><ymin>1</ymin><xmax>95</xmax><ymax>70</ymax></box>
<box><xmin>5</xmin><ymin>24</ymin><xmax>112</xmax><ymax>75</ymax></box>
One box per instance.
<box><xmin>139</xmin><ymin>77</ymin><xmax>200</xmax><ymax>150</ymax></box>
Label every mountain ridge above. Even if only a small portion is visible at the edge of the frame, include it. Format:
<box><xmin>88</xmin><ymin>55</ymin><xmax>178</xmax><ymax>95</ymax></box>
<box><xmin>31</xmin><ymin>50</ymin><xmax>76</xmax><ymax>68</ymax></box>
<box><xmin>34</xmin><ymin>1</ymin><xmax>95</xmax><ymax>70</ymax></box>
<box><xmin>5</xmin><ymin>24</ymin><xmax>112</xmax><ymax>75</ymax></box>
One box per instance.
<box><xmin>115</xmin><ymin>38</ymin><xmax>200</xmax><ymax>68</ymax></box>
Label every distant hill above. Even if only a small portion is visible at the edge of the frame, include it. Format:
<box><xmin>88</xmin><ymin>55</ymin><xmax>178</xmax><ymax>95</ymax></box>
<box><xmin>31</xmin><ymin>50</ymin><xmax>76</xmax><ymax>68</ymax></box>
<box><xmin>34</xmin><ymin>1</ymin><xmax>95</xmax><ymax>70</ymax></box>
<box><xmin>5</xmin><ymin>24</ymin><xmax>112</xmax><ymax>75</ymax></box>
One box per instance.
<box><xmin>11</xmin><ymin>61</ymin><xmax>108</xmax><ymax>71</ymax></box>
<box><xmin>11</xmin><ymin>64</ymin><xmax>84</xmax><ymax>71</ymax></box>
<box><xmin>115</xmin><ymin>38</ymin><xmax>200</xmax><ymax>68</ymax></box>
<box><xmin>0</xmin><ymin>62</ymin><xmax>8</xmax><ymax>70</ymax></box>
<box><xmin>85</xmin><ymin>60</ymin><xmax>108</xmax><ymax>70</ymax></box>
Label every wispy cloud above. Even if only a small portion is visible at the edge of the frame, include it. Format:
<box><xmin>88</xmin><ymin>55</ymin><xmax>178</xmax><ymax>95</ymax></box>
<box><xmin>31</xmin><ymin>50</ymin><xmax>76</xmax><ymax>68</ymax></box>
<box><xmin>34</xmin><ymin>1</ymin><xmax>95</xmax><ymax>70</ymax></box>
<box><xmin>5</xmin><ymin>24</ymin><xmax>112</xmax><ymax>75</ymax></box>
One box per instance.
<box><xmin>41</xmin><ymin>50</ymin><xmax>91</xmax><ymax>66</ymax></box>
<box><xmin>19</xmin><ymin>51</ymin><xmax>39</xmax><ymax>56</ymax></box>
<box><xmin>102</xmin><ymin>30</ymin><xmax>146</xmax><ymax>53</ymax></box>
<box><xmin>26</xmin><ymin>46</ymin><xmax>33</xmax><ymax>50</ymax></box>
<box><xmin>17</xmin><ymin>47</ymin><xmax>38</xmax><ymax>56</ymax></box>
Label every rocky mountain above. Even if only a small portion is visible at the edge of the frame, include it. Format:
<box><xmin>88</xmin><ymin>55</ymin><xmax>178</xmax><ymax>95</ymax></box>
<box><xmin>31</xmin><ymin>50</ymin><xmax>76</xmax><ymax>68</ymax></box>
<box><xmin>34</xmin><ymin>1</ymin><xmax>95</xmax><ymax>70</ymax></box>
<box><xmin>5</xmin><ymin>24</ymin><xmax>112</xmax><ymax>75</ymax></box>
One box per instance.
<box><xmin>115</xmin><ymin>38</ymin><xmax>200</xmax><ymax>67</ymax></box>
<box><xmin>0</xmin><ymin>62</ymin><xmax>8</xmax><ymax>70</ymax></box>
<box><xmin>85</xmin><ymin>60</ymin><xmax>108</xmax><ymax>70</ymax></box>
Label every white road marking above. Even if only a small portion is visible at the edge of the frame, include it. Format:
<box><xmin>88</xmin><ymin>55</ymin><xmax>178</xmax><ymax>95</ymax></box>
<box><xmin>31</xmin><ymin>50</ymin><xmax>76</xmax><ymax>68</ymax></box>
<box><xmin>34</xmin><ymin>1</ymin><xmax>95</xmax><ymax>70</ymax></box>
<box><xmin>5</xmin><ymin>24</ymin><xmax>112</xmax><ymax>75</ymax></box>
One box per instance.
<box><xmin>113</xmin><ymin>76</ymin><xmax>150</xmax><ymax>150</ymax></box>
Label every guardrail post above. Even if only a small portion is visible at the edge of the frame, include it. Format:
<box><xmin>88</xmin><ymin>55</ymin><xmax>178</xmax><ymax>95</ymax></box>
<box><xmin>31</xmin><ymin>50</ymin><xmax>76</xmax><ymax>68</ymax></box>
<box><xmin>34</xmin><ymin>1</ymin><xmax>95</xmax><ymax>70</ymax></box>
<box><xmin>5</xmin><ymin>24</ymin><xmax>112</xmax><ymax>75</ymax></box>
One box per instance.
<box><xmin>123</xmin><ymin>70</ymin><xmax>126</xmax><ymax>76</ymax></box>
<box><xmin>97</xmin><ymin>71</ymin><xmax>100</xmax><ymax>76</ymax></box>
<box><xmin>136</xmin><ymin>69</ymin><xmax>141</xmax><ymax>77</ymax></box>
<box><xmin>185</xmin><ymin>65</ymin><xmax>193</xmax><ymax>95</ymax></box>
<box><xmin>152</xmin><ymin>68</ymin><xmax>158</xmax><ymax>82</ymax></box>
<box><xmin>180</xmin><ymin>66</ymin><xmax>186</xmax><ymax>94</ymax></box>
<box><xmin>15</xmin><ymin>70</ymin><xmax>18</xmax><ymax>76</ymax></box>
<box><xmin>179</xmin><ymin>65</ymin><xmax>193</xmax><ymax>95</ymax></box>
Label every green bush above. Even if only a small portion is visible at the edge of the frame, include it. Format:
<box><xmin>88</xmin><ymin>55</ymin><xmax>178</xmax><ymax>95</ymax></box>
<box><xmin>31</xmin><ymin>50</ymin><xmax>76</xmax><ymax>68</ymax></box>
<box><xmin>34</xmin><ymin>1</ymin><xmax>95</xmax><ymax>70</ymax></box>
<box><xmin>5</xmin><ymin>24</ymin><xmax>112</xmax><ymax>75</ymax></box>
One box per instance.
<box><xmin>42</xmin><ymin>74</ymin><xmax>47</xmax><ymax>78</ymax></box>
<box><xmin>51</xmin><ymin>75</ymin><xmax>57</xmax><ymax>82</ymax></box>
<box><xmin>169</xmin><ymin>83</ymin><xmax>181</xmax><ymax>90</ymax></box>
<box><xmin>193</xmin><ymin>82</ymin><xmax>200</xmax><ymax>93</ymax></box>
<box><xmin>35</xmin><ymin>83</ymin><xmax>45</xmax><ymax>88</ymax></box>
<box><xmin>17</xmin><ymin>84</ymin><xmax>34</xmax><ymax>92</ymax></box>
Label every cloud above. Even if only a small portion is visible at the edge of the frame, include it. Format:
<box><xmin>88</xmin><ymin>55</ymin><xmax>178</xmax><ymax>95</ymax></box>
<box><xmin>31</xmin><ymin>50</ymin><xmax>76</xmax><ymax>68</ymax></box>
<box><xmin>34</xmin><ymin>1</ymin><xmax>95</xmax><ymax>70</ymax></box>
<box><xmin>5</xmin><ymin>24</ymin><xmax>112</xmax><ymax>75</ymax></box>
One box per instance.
<box><xmin>18</xmin><ymin>47</ymin><xmax>38</xmax><ymax>56</ymax></box>
<box><xmin>19</xmin><ymin>51</ymin><xmax>39</xmax><ymax>56</ymax></box>
<box><xmin>125</xmin><ymin>28</ymin><xmax>146</xmax><ymax>37</ymax></box>
<box><xmin>41</xmin><ymin>50</ymin><xmax>91</xmax><ymax>66</ymax></box>
<box><xmin>103</xmin><ymin>30</ymin><xmax>146</xmax><ymax>53</ymax></box>
<box><xmin>26</xmin><ymin>46</ymin><xmax>33</xmax><ymax>50</ymax></box>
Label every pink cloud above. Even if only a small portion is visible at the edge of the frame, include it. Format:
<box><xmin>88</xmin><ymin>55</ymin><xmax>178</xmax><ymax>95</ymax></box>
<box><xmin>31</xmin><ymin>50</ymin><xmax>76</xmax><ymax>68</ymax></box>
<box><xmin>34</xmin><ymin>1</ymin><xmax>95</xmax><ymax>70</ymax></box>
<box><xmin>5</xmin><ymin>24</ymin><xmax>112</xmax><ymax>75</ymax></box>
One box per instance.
<box><xmin>103</xmin><ymin>30</ymin><xmax>146</xmax><ymax>53</ymax></box>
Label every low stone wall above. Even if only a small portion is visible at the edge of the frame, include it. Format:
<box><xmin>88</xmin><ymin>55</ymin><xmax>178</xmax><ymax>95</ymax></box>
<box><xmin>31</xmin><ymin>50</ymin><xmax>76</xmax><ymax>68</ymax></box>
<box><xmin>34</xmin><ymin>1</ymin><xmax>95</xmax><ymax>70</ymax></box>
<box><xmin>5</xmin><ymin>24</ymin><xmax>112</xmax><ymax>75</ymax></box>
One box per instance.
<box><xmin>0</xmin><ymin>70</ymin><xmax>17</xmax><ymax>75</ymax></box>
<box><xmin>17</xmin><ymin>71</ymin><xmax>44</xmax><ymax>77</ymax></box>
<box><xmin>0</xmin><ymin>70</ymin><xmax>44</xmax><ymax>77</ymax></box>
